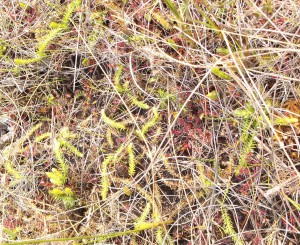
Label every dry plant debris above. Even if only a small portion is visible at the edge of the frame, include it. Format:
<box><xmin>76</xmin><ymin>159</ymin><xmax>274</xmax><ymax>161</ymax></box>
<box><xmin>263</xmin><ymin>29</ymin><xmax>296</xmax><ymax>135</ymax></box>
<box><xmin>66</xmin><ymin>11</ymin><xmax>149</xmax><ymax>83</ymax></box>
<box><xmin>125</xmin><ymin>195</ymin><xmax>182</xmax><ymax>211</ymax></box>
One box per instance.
<box><xmin>1</xmin><ymin>0</ymin><xmax>300</xmax><ymax>244</ymax></box>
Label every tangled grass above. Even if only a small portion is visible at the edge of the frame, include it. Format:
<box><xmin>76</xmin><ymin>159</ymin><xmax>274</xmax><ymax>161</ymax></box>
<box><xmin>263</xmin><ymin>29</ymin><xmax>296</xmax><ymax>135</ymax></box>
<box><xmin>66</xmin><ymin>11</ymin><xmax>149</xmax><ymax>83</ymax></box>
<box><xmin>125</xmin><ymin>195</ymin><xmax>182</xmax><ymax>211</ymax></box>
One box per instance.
<box><xmin>1</xmin><ymin>0</ymin><xmax>300</xmax><ymax>244</ymax></box>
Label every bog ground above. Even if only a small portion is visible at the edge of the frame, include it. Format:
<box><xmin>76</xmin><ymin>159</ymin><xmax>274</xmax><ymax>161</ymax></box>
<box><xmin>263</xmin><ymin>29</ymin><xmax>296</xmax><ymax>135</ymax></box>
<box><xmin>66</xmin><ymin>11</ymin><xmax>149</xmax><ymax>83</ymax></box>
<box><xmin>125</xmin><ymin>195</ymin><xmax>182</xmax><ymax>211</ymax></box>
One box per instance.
<box><xmin>1</xmin><ymin>0</ymin><xmax>300</xmax><ymax>244</ymax></box>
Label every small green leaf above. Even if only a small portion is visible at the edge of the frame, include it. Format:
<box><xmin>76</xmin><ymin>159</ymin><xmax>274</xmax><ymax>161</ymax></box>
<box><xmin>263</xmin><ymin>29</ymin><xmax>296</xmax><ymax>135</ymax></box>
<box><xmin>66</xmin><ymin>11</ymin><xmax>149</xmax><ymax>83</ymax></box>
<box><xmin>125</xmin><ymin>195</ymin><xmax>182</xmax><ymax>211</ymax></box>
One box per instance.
<box><xmin>216</xmin><ymin>47</ymin><xmax>229</xmax><ymax>55</ymax></box>
<box><xmin>3</xmin><ymin>227</ymin><xmax>21</xmax><ymax>240</ymax></box>
<box><xmin>19</xmin><ymin>2</ymin><xmax>29</xmax><ymax>9</ymax></box>
<box><xmin>206</xmin><ymin>90</ymin><xmax>219</xmax><ymax>100</ymax></box>
<box><xmin>167</xmin><ymin>38</ymin><xmax>178</xmax><ymax>50</ymax></box>
<box><xmin>123</xmin><ymin>186</ymin><xmax>133</xmax><ymax>196</ymax></box>
<box><xmin>82</xmin><ymin>58</ymin><xmax>90</xmax><ymax>66</ymax></box>
<box><xmin>144</xmin><ymin>13</ymin><xmax>151</xmax><ymax>21</ymax></box>
<box><xmin>212</xmin><ymin>67</ymin><xmax>231</xmax><ymax>80</ymax></box>
<box><xmin>285</xmin><ymin>195</ymin><xmax>300</xmax><ymax>211</ymax></box>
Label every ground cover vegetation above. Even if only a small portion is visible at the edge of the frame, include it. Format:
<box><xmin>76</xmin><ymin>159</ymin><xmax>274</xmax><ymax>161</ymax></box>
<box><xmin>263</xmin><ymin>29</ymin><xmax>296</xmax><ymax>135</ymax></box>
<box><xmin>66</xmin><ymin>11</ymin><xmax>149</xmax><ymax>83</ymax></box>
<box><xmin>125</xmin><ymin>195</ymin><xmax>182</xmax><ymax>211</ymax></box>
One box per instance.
<box><xmin>0</xmin><ymin>0</ymin><xmax>300</xmax><ymax>244</ymax></box>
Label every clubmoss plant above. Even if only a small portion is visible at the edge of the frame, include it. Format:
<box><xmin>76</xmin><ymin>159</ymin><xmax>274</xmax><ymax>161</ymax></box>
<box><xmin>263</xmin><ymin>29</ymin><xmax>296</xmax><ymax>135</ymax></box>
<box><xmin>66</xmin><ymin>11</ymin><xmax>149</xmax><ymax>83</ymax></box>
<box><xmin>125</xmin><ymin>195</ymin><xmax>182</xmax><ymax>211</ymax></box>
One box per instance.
<box><xmin>35</xmin><ymin>127</ymin><xmax>82</xmax><ymax>207</ymax></box>
<box><xmin>50</xmin><ymin>127</ymin><xmax>82</xmax><ymax>181</ymax></box>
<box><xmin>157</xmin><ymin>89</ymin><xmax>176</xmax><ymax>109</ymax></box>
<box><xmin>221</xmin><ymin>205</ymin><xmax>244</xmax><ymax>245</ymax></box>
<box><xmin>46</xmin><ymin>168</ymin><xmax>66</xmax><ymax>186</ymax></box>
<box><xmin>152</xmin><ymin>12</ymin><xmax>171</xmax><ymax>30</ymax></box>
<box><xmin>132</xmin><ymin>202</ymin><xmax>152</xmax><ymax>244</ymax></box>
<box><xmin>197</xmin><ymin>162</ymin><xmax>213</xmax><ymax>189</ymax></box>
<box><xmin>114</xmin><ymin>64</ymin><xmax>125</xmax><ymax>93</ymax></box>
<box><xmin>136</xmin><ymin>107</ymin><xmax>160</xmax><ymax>139</ymax></box>
<box><xmin>35</xmin><ymin>132</ymin><xmax>51</xmax><ymax>142</ymax></box>
<box><xmin>2</xmin><ymin>123</ymin><xmax>42</xmax><ymax>180</ymax></box>
<box><xmin>53</xmin><ymin>138</ymin><xmax>68</xmax><ymax>179</ymax></box>
<box><xmin>100</xmin><ymin>155</ymin><xmax>114</xmax><ymax>200</ymax></box>
<box><xmin>59</xmin><ymin>138</ymin><xmax>83</xmax><ymax>157</ymax></box>
<box><xmin>239</xmin><ymin>118</ymin><xmax>257</xmax><ymax>170</ymax></box>
<box><xmin>130</xmin><ymin>95</ymin><xmax>150</xmax><ymax>109</ymax></box>
<box><xmin>114</xmin><ymin>177</ymin><xmax>173</xmax><ymax>244</ymax></box>
<box><xmin>219</xmin><ymin>172</ymin><xmax>244</xmax><ymax>244</ymax></box>
<box><xmin>233</xmin><ymin>103</ymin><xmax>261</xmax><ymax>171</ymax></box>
<box><xmin>273</xmin><ymin>116</ymin><xmax>298</xmax><ymax>125</ymax></box>
<box><xmin>127</xmin><ymin>143</ymin><xmax>136</xmax><ymax>177</ymax></box>
<box><xmin>48</xmin><ymin>187</ymin><xmax>76</xmax><ymax>208</ymax></box>
<box><xmin>101</xmin><ymin>109</ymin><xmax>126</xmax><ymax>130</ymax></box>
<box><xmin>234</xmin><ymin>102</ymin><xmax>298</xmax><ymax>173</ymax></box>
<box><xmin>106</xmin><ymin>129</ymin><xmax>114</xmax><ymax>148</ymax></box>
<box><xmin>134</xmin><ymin>203</ymin><xmax>152</xmax><ymax>228</ymax></box>
<box><xmin>14</xmin><ymin>0</ymin><xmax>81</xmax><ymax>65</ymax></box>
<box><xmin>100</xmin><ymin>143</ymin><xmax>127</xmax><ymax>200</ymax></box>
